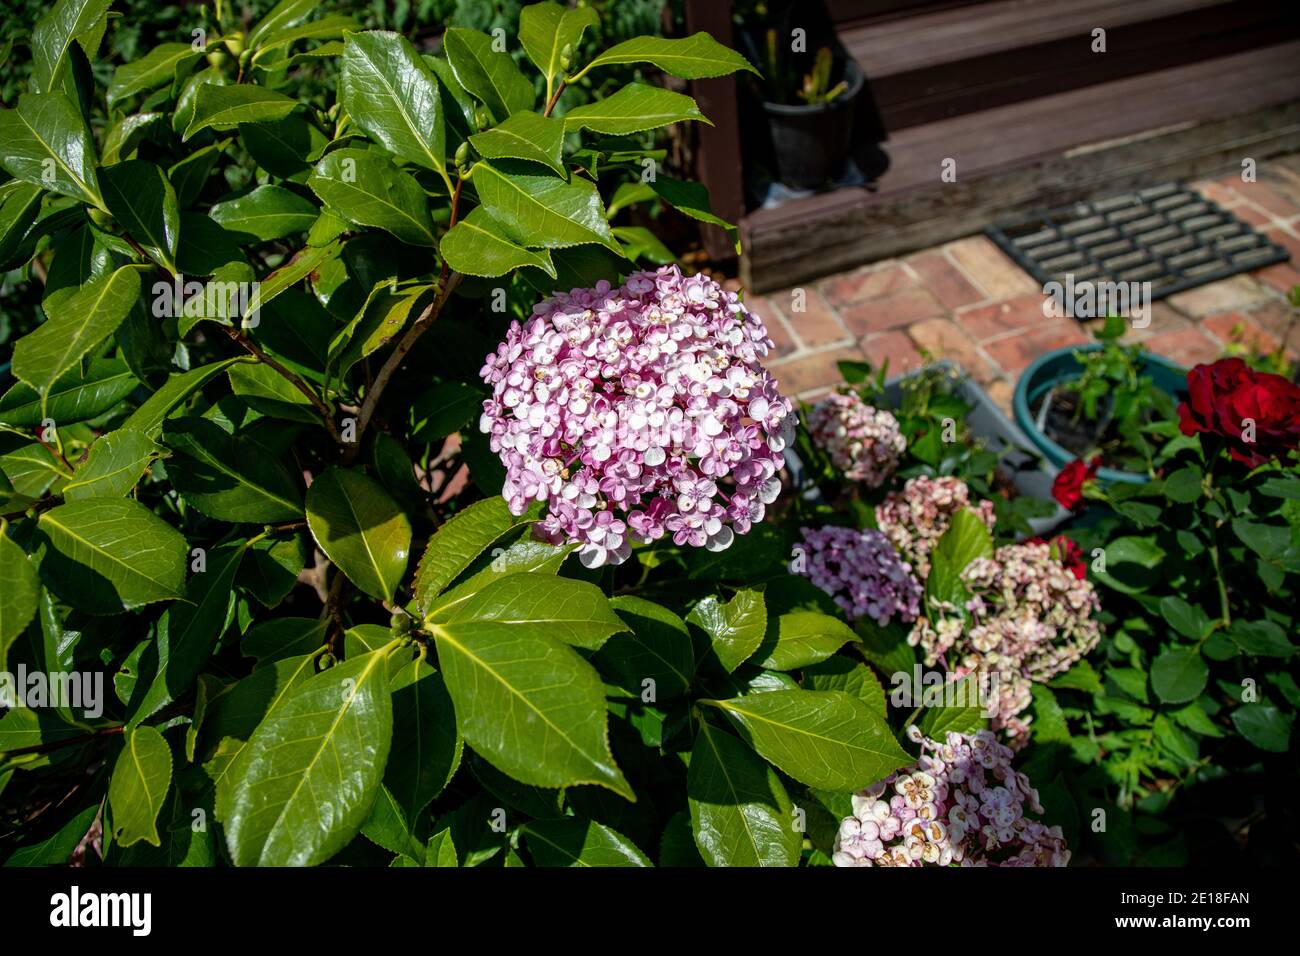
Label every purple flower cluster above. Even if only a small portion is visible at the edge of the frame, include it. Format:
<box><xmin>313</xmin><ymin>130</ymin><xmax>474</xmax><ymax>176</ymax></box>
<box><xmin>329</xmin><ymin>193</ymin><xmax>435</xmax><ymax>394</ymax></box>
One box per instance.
<box><xmin>796</xmin><ymin>525</ymin><xmax>921</xmax><ymax>626</ymax></box>
<box><xmin>479</xmin><ymin>265</ymin><xmax>796</xmax><ymax>567</ymax></box>
<box><xmin>806</xmin><ymin>392</ymin><xmax>904</xmax><ymax>488</ymax></box>
<box><xmin>875</xmin><ymin>475</ymin><xmax>996</xmax><ymax>578</ymax></box>
<box><xmin>833</xmin><ymin>727</ymin><xmax>1070</xmax><ymax>867</ymax></box>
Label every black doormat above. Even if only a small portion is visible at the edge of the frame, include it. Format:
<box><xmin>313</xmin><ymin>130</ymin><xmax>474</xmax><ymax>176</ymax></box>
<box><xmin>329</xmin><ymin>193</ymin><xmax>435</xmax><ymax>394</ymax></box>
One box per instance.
<box><xmin>985</xmin><ymin>182</ymin><xmax>1290</xmax><ymax>308</ymax></box>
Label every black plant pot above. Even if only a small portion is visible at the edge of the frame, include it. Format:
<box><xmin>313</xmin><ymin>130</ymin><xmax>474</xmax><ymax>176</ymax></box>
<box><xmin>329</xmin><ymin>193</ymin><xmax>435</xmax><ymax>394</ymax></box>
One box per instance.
<box><xmin>762</xmin><ymin>59</ymin><xmax>864</xmax><ymax>192</ymax></box>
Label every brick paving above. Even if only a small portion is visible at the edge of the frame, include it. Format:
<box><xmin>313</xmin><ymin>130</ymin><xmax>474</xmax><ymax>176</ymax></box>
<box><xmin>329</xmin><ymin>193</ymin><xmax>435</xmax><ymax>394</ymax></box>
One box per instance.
<box><xmin>743</xmin><ymin>161</ymin><xmax>1300</xmax><ymax>414</ymax></box>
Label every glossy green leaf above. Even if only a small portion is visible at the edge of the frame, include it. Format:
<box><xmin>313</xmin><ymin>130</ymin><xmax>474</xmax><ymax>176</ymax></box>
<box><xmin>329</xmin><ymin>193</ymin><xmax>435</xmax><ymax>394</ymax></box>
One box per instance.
<box><xmin>340</xmin><ymin>30</ymin><xmax>446</xmax><ymax>176</ymax></box>
<box><xmin>0</xmin><ymin>181</ymin><xmax>43</xmax><ymax>268</ymax></box>
<box><xmin>470</xmin><ymin>112</ymin><xmax>565</xmax><ymax>175</ymax></box>
<box><xmin>707</xmin><ymin>689</ymin><xmax>912</xmax><ymax>791</ymax></box>
<box><xmin>1151</xmin><ymin>649</ymin><xmax>1209</xmax><ymax>704</ymax></box>
<box><xmin>184</xmin><ymin>84</ymin><xmax>298</xmax><ymax>139</ymax></box>
<box><xmin>248</xmin><ymin>0</ymin><xmax>317</xmax><ymax>47</ymax></box>
<box><xmin>0</xmin><ymin>522</ymin><xmax>40</xmax><ymax>667</ymax></box>
<box><xmin>165</xmin><ymin>416</ymin><xmax>304</xmax><ymax>522</ymax></box>
<box><xmin>1231</xmin><ymin>703</ymin><xmax>1292</xmax><ymax>752</ymax></box>
<box><xmin>594</xmin><ymin>596</ymin><xmax>695</xmax><ymax>701</ymax></box>
<box><xmin>563</xmin><ymin>84</ymin><xmax>709</xmax><ymax>135</ymax></box>
<box><xmin>474</xmin><ymin>161</ymin><xmax>622</xmax><ymax>253</ymax></box>
<box><xmin>107</xmin><ymin>42</ymin><xmax>202</xmax><ymax>106</ymax></box>
<box><xmin>100</xmin><ymin>160</ymin><xmax>180</xmax><ymax>271</ymax></box>
<box><xmin>0</xmin><ymin>92</ymin><xmax>102</xmax><ymax>205</ymax></box>
<box><xmin>917</xmin><ymin>675</ymin><xmax>990</xmax><ymax>738</ymax></box>
<box><xmin>223</xmin><ymin>649</ymin><xmax>396</xmax><ymax>866</ymax></box>
<box><xmin>688</xmin><ymin>718</ymin><xmax>799</xmax><ymax>867</ymax></box>
<box><xmin>523</xmin><ymin>818</ymin><xmax>651</xmax><ymax>867</ymax></box>
<box><xmin>240</xmin><ymin>113</ymin><xmax>329</xmax><ymax>179</ymax></box>
<box><xmin>440</xmin><ymin>206</ymin><xmax>557</xmax><ymax>278</ymax></box>
<box><xmin>63</xmin><ymin>429</ymin><xmax>164</xmax><ymax>500</ymax></box>
<box><xmin>431</xmin><ymin>619</ymin><xmax>631</xmax><ymax>799</ymax></box>
<box><xmin>108</xmin><ymin>724</ymin><xmax>173</xmax><ymax>848</ymax></box>
<box><xmin>519</xmin><ymin>1</ymin><xmax>599</xmax><ymax>90</ymax></box>
<box><xmin>413</xmin><ymin>496</ymin><xmax>536</xmax><ymax>612</ymax></box>
<box><xmin>433</xmin><ymin>572</ymin><xmax>626</xmax><ymax>650</ymax></box>
<box><xmin>31</xmin><ymin>0</ymin><xmax>113</xmax><ymax>94</ymax></box>
<box><xmin>0</xmin><ymin>358</ymin><xmax>136</xmax><ymax>429</ymax></box>
<box><xmin>210</xmin><ymin>184</ymin><xmax>318</xmax><ymax>243</ymax></box>
<box><xmin>34</xmin><ymin>498</ymin><xmax>188</xmax><ymax>614</ymax></box>
<box><xmin>308</xmin><ymin>149</ymin><xmax>436</xmax><ymax>247</ymax></box>
<box><xmin>385</xmin><ymin>657</ymin><xmax>462</xmax><ymax>822</ymax></box>
<box><xmin>579</xmin><ymin>33</ymin><xmax>758</xmax><ymax>80</ymax></box>
<box><xmin>687</xmin><ymin>589</ymin><xmax>766</xmax><ymax>673</ymax></box>
<box><xmin>122</xmin><ymin>357</ymin><xmax>249</xmax><ymax>437</ymax></box>
<box><xmin>442</xmin><ymin>27</ymin><xmax>534</xmax><ymax>123</ymax></box>
<box><xmin>306</xmin><ymin>466</ymin><xmax>411</xmax><ymax>602</ymax></box>
<box><xmin>802</xmin><ymin>656</ymin><xmax>887</xmax><ymax>716</ymax></box>
<box><xmin>11</xmin><ymin>266</ymin><xmax>142</xmax><ymax>402</ymax></box>
<box><xmin>757</xmin><ymin>611</ymin><xmax>856</xmax><ymax>671</ymax></box>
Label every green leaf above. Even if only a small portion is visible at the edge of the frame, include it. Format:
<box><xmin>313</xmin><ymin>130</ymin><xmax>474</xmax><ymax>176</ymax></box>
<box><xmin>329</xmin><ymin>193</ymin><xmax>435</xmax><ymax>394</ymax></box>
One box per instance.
<box><xmin>63</xmin><ymin>429</ymin><xmax>164</xmax><ymax>500</ymax></box>
<box><xmin>687</xmin><ymin>589</ymin><xmax>766</xmax><ymax>673</ymax></box>
<box><xmin>412</xmin><ymin>496</ymin><xmax>535</xmax><ymax>612</ymax></box>
<box><xmin>31</xmin><ymin>0</ymin><xmax>112</xmax><ymax>94</ymax></box>
<box><xmin>11</xmin><ymin>266</ymin><xmax>142</xmax><ymax>403</ymax></box>
<box><xmin>688</xmin><ymin>717</ymin><xmax>799</xmax><ymax>867</ymax></box>
<box><xmin>1095</xmin><ymin>536</ymin><xmax>1166</xmax><ymax>595</ymax></box>
<box><xmin>184</xmin><ymin>84</ymin><xmax>298</xmax><ymax>139</ymax></box>
<box><xmin>99</xmin><ymin>160</ymin><xmax>180</xmax><ymax>271</ymax></box>
<box><xmin>0</xmin><ymin>92</ymin><xmax>101</xmax><ymax>205</ymax></box>
<box><xmin>340</xmin><ymin>30</ymin><xmax>446</xmax><ymax>176</ymax></box>
<box><xmin>248</xmin><ymin>0</ymin><xmax>317</xmax><ymax>48</ymax></box>
<box><xmin>918</xmin><ymin>674</ymin><xmax>990</xmax><ymax>738</ymax></box>
<box><xmin>756</xmin><ymin>611</ymin><xmax>856</xmax><ymax>671</ymax></box>
<box><xmin>165</xmin><ymin>416</ymin><xmax>304</xmax><ymax>522</ymax></box>
<box><xmin>707</xmin><ymin>689</ymin><xmax>912</xmax><ymax>791</ymax></box>
<box><xmin>0</xmin><ymin>522</ymin><xmax>40</xmax><ymax>667</ymax></box>
<box><xmin>408</xmin><ymin>380</ymin><xmax>486</xmax><ymax>442</ymax></box>
<box><xmin>385</xmin><ymin>657</ymin><xmax>462</xmax><ymax>822</ymax></box>
<box><xmin>1227</xmin><ymin>619</ymin><xmax>1294</xmax><ymax>658</ymax></box>
<box><xmin>228</xmin><ymin>358</ymin><xmax>321</xmax><ymax>425</ymax></box>
<box><xmin>1230</xmin><ymin>703</ymin><xmax>1292</xmax><ymax>753</ymax></box>
<box><xmin>1159</xmin><ymin>596</ymin><xmax>1212</xmax><ymax>640</ymax></box>
<box><xmin>306</xmin><ymin>466</ymin><xmax>411</xmax><ymax>602</ymax></box>
<box><xmin>519</xmin><ymin>1</ymin><xmax>599</xmax><ymax>90</ymax></box>
<box><xmin>223</xmin><ymin>649</ymin><xmax>395</xmax><ymax>866</ymax></box>
<box><xmin>523</xmin><ymin>818</ymin><xmax>651</xmax><ymax>867</ymax></box>
<box><xmin>210</xmin><ymin>183</ymin><xmax>318</xmax><ymax>243</ymax></box>
<box><xmin>470</xmin><ymin>112</ymin><xmax>565</xmax><ymax>175</ymax></box>
<box><xmin>425</xmin><ymin>827</ymin><xmax>458</xmax><ymax>867</ymax></box>
<box><xmin>474</xmin><ymin>162</ymin><xmax>622</xmax><ymax>254</ymax></box>
<box><xmin>108</xmin><ymin>725</ymin><xmax>173</xmax><ymax>848</ymax></box>
<box><xmin>1231</xmin><ymin>517</ymin><xmax>1289</xmax><ymax>561</ymax></box>
<box><xmin>308</xmin><ymin>149</ymin><xmax>436</xmax><ymax>247</ymax></box>
<box><xmin>243</xmin><ymin>617</ymin><xmax>327</xmax><ymax>664</ymax></box>
<box><xmin>579</xmin><ymin>33</ymin><xmax>758</xmax><ymax>79</ymax></box>
<box><xmin>241</xmin><ymin>113</ymin><xmax>329</xmax><ymax>179</ymax></box>
<box><xmin>360</xmin><ymin>784</ymin><xmax>425</xmax><ymax>860</ymax></box>
<box><xmin>0</xmin><ymin>182</ymin><xmax>45</xmax><ymax>268</ymax></box>
<box><xmin>801</xmin><ymin>656</ymin><xmax>886</xmax><ymax>716</ymax></box>
<box><xmin>250</xmin><ymin>14</ymin><xmax>359</xmax><ymax>61</ymax></box>
<box><xmin>563</xmin><ymin>84</ymin><xmax>709</xmax><ymax>136</ymax></box>
<box><xmin>432</xmin><ymin>572</ymin><xmax>626</xmax><ymax>650</ymax></box>
<box><xmin>1162</xmin><ymin>465</ymin><xmax>1203</xmax><ymax>503</ymax></box>
<box><xmin>925</xmin><ymin>507</ymin><xmax>995</xmax><ymax>607</ymax></box>
<box><xmin>121</xmin><ymin>357</ymin><xmax>249</xmax><ymax>437</ymax></box>
<box><xmin>430</xmin><ymin>619</ymin><xmax>632</xmax><ymax>799</ymax></box>
<box><xmin>34</xmin><ymin>498</ymin><xmax>187</xmax><ymax>614</ymax></box>
<box><xmin>647</xmin><ymin>175</ymin><xmax>738</xmax><ymax>250</ymax></box>
<box><xmin>127</xmin><ymin>542</ymin><xmax>245</xmax><ymax>725</ymax></box>
<box><xmin>1151</xmin><ymin>649</ymin><xmax>1209</xmax><ymax>704</ymax></box>
<box><xmin>594</xmin><ymin>596</ymin><xmax>695</xmax><ymax>701</ymax></box>
<box><xmin>442</xmin><ymin>28</ymin><xmax>534</xmax><ymax>124</ymax></box>
<box><xmin>108</xmin><ymin>42</ymin><xmax>202</xmax><ymax>106</ymax></box>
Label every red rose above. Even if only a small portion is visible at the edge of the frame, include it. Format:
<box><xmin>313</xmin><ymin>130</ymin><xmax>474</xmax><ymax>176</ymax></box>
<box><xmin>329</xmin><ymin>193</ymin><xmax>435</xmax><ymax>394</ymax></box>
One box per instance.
<box><xmin>1052</xmin><ymin>456</ymin><xmax>1100</xmax><ymax>510</ymax></box>
<box><xmin>1178</xmin><ymin>358</ymin><xmax>1300</xmax><ymax>467</ymax></box>
<box><xmin>1025</xmin><ymin>534</ymin><xmax>1087</xmax><ymax>579</ymax></box>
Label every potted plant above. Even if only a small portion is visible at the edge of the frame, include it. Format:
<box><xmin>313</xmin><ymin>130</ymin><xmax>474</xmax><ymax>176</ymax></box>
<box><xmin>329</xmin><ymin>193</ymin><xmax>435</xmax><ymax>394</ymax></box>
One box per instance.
<box><xmin>1013</xmin><ymin>316</ymin><xmax>1187</xmax><ymax>484</ymax></box>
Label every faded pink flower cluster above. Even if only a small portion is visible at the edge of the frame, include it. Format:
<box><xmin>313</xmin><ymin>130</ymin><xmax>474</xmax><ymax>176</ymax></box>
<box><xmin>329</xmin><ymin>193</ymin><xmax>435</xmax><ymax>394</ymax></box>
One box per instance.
<box><xmin>806</xmin><ymin>392</ymin><xmax>904</xmax><ymax>488</ymax></box>
<box><xmin>875</xmin><ymin>475</ymin><xmax>996</xmax><ymax>578</ymax></box>
<box><xmin>479</xmin><ymin>265</ymin><xmax>796</xmax><ymax>567</ymax></box>
<box><xmin>910</xmin><ymin>541</ymin><xmax>1102</xmax><ymax>738</ymax></box>
<box><xmin>796</xmin><ymin>525</ymin><xmax>922</xmax><ymax>626</ymax></box>
<box><xmin>833</xmin><ymin>727</ymin><xmax>1070</xmax><ymax>867</ymax></box>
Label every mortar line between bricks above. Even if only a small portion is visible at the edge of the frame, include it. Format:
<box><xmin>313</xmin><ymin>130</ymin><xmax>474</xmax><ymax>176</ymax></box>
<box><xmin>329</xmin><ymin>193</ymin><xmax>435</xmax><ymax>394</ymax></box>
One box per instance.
<box><xmin>772</xmin><ymin>287</ymin><xmax>854</xmax><ymax>350</ymax></box>
<box><xmin>941</xmin><ymin>245</ymin><xmax>999</xmax><ymax>306</ymax></box>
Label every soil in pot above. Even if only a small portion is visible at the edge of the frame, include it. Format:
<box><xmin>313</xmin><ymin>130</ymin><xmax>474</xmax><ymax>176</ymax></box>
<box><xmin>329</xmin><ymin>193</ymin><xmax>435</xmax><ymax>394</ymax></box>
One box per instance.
<box><xmin>1031</xmin><ymin>386</ymin><xmax>1162</xmax><ymax>472</ymax></box>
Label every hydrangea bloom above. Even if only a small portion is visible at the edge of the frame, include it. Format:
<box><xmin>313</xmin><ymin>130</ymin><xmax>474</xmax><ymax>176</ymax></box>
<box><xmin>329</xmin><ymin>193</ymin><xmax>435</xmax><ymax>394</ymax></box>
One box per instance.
<box><xmin>833</xmin><ymin>727</ymin><xmax>1070</xmax><ymax>867</ymax></box>
<box><xmin>479</xmin><ymin>265</ymin><xmax>796</xmax><ymax>567</ymax></box>
<box><xmin>806</xmin><ymin>392</ymin><xmax>904</xmax><ymax>487</ymax></box>
<box><xmin>796</xmin><ymin>526</ymin><xmax>922</xmax><ymax>625</ymax></box>
<box><xmin>875</xmin><ymin>476</ymin><xmax>996</xmax><ymax>577</ymax></box>
<box><xmin>909</xmin><ymin>540</ymin><xmax>1102</xmax><ymax>738</ymax></box>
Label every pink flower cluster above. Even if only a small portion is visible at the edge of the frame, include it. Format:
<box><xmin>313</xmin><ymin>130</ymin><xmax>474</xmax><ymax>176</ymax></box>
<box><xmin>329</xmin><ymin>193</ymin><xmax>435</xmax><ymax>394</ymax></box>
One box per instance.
<box><xmin>796</xmin><ymin>525</ymin><xmax>922</xmax><ymax>626</ymax></box>
<box><xmin>875</xmin><ymin>475</ymin><xmax>996</xmax><ymax>578</ymax></box>
<box><xmin>833</xmin><ymin>727</ymin><xmax>1070</xmax><ymax>867</ymax></box>
<box><xmin>806</xmin><ymin>392</ymin><xmax>905</xmax><ymax>487</ymax></box>
<box><xmin>909</xmin><ymin>541</ymin><xmax>1102</xmax><ymax>738</ymax></box>
<box><xmin>479</xmin><ymin>265</ymin><xmax>796</xmax><ymax>567</ymax></box>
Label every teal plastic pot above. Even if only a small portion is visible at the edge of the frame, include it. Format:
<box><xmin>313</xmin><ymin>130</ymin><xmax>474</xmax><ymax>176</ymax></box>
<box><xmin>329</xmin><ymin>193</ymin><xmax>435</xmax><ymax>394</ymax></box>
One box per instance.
<box><xmin>1012</xmin><ymin>344</ymin><xmax>1188</xmax><ymax>484</ymax></box>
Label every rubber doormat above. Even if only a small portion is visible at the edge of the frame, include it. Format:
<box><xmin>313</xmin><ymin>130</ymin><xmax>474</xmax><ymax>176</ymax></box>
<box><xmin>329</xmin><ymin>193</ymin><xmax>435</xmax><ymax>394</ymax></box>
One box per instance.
<box><xmin>985</xmin><ymin>182</ymin><xmax>1290</xmax><ymax>306</ymax></box>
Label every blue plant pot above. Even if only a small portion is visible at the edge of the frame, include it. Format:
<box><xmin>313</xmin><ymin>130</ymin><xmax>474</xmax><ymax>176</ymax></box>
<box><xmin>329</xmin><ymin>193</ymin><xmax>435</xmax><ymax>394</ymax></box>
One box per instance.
<box><xmin>1012</xmin><ymin>344</ymin><xmax>1188</xmax><ymax>484</ymax></box>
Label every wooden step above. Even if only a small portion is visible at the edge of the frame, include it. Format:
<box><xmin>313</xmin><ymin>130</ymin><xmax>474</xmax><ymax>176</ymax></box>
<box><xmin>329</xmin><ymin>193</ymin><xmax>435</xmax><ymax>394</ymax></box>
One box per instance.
<box><xmin>739</xmin><ymin>40</ymin><xmax>1300</xmax><ymax>292</ymax></box>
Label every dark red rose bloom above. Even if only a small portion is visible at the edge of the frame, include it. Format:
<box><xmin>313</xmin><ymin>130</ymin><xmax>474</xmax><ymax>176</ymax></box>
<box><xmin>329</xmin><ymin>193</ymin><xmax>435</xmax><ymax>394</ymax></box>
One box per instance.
<box><xmin>1025</xmin><ymin>534</ymin><xmax>1087</xmax><ymax>579</ymax></box>
<box><xmin>1178</xmin><ymin>358</ymin><xmax>1300</xmax><ymax>467</ymax></box>
<box><xmin>1052</xmin><ymin>456</ymin><xmax>1100</xmax><ymax>510</ymax></box>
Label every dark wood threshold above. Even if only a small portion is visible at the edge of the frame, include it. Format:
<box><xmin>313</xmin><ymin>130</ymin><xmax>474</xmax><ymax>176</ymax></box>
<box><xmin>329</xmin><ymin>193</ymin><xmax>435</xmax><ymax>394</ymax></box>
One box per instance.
<box><xmin>739</xmin><ymin>40</ymin><xmax>1300</xmax><ymax>292</ymax></box>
